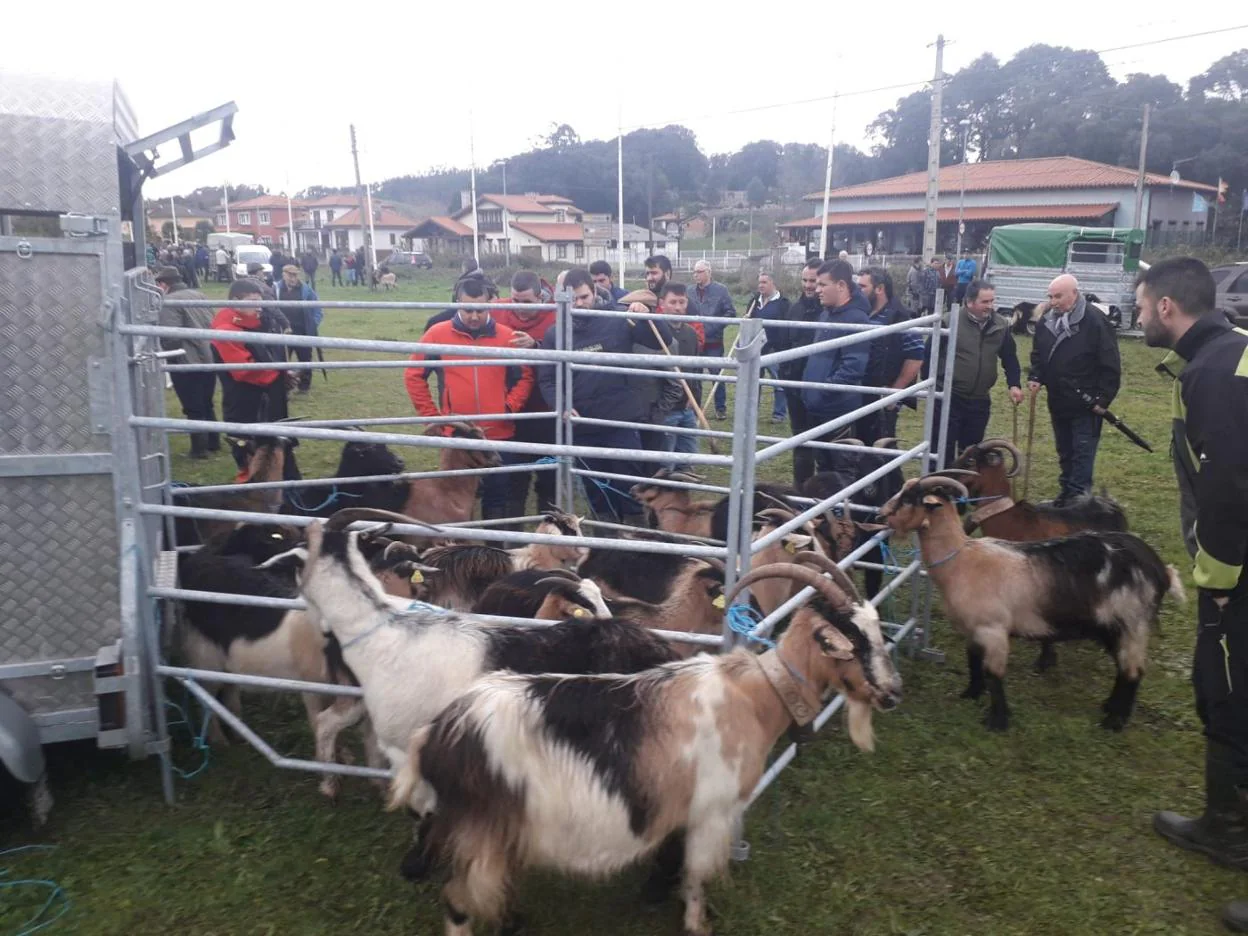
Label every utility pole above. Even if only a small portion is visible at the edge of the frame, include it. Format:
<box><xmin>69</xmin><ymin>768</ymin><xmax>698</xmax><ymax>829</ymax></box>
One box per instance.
<box><xmin>1133</xmin><ymin>103</ymin><xmax>1150</xmax><ymax>231</ymax></box>
<box><xmin>169</xmin><ymin>197</ymin><xmax>179</xmax><ymax>245</ymax></box>
<box><xmin>921</xmin><ymin>34</ymin><xmax>946</xmax><ymax>263</ymax></box>
<box><xmin>954</xmin><ymin>119</ymin><xmax>970</xmax><ymax>258</ymax></box>
<box><xmin>223</xmin><ymin>183</ymin><xmax>231</xmax><ymax>233</ymax></box>
<box><xmin>468</xmin><ymin>112</ymin><xmax>480</xmax><ymax>267</ymax></box>
<box><xmin>818</xmin><ymin>98</ymin><xmax>838</xmax><ymax>261</ymax></box>
<box><xmin>617</xmin><ymin>110</ymin><xmax>625</xmax><ymax>281</ymax></box>
<box><xmin>350</xmin><ymin>123</ymin><xmax>371</xmax><ymax>282</ymax></box>
<box><xmin>502</xmin><ymin>160</ymin><xmax>510</xmax><ymax>266</ymax></box>
<box><xmin>646</xmin><ymin>155</ymin><xmax>654</xmax><ymax>257</ymax></box>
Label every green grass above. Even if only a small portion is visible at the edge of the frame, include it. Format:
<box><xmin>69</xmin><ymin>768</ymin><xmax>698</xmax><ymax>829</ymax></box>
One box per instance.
<box><xmin>2</xmin><ymin>288</ymin><xmax>1237</xmax><ymax>935</ymax></box>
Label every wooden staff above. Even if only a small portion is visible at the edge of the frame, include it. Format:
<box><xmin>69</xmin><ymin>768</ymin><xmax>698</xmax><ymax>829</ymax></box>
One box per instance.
<box><xmin>1021</xmin><ymin>393</ymin><xmax>1038</xmax><ymax>501</ymax></box>
<box><xmin>1011</xmin><ymin>400</ymin><xmax>1020</xmax><ymax>501</ymax></box>
<box><xmin>647</xmin><ymin>320</ymin><xmax>720</xmax><ymax>455</ymax></box>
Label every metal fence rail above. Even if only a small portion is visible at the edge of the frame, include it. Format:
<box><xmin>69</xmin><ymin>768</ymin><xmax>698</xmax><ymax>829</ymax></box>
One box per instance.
<box><xmin>113</xmin><ymin>279</ymin><xmax>958</xmax><ymax>829</ymax></box>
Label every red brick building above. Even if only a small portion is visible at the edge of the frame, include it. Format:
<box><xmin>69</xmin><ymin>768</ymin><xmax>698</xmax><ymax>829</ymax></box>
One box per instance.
<box><xmin>213</xmin><ymin>195</ymin><xmax>308</xmax><ymax>249</ymax></box>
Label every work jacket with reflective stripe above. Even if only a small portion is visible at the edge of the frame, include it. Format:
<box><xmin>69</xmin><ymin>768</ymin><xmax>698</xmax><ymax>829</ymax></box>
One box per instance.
<box><xmin>1157</xmin><ymin>316</ymin><xmax>1248</xmax><ymax>595</ymax></box>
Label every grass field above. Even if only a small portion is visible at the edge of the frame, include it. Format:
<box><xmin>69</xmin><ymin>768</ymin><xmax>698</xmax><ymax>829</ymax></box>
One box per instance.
<box><xmin>1</xmin><ymin>271</ymin><xmax>1239</xmax><ymax>936</ymax></box>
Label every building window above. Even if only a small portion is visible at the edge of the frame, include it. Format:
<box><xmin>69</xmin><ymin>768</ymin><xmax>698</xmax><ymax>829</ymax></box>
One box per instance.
<box><xmin>389</xmin><ymin>233</ymin><xmax>397</xmax><ymax>245</ymax></box>
<box><xmin>574</xmin><ymin>243</ymin><xmax>584</xmax><ymax>259</ymax></box>
<box><xmin>216</xmin><ymin>213</ymin><xmax>227</xmax><ymax>226</ymax></box>
<box><xmin>555</xmin><ymin>243</ymin><xmax>568</xmax><ymax>259</ymax></box>
<box><xmin>258</xmin><ymin>210</ymin><xmax>271</xmax><ymax>224</ymax></box>
<box><xmin>258</xmin><ymin>235</ymin><xmax>272</xmax><ymax>246</ymax></box>
<box><xmin>237</xmin><ymin>212</ymin><xmax>251</xmax><ymax>226</ymax></box>
<box><xmin>312</xmin><ymin>210</ymin><xmax>322</xmax><ymax>227</ymax></box>
<box><xmin>555</xmin><ymin>209</ymin><xmax>566</xmax><ymax>223</ymax></box>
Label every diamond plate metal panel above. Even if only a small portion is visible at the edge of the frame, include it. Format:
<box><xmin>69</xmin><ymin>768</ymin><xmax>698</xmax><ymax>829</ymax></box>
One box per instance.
<box><xmin>4</xmin><ymin>672</ymin><xmax>98</xmax><ymax>727</ymax></box>
<box><xmin>0</xmin><ymin>252</ymin><xmax>107</xmax><ymax>454</ymax></box>
<box><xmin>0</xmin><ymin>72</ymin><xmax>124</xmax><ymax>215</ymax></box>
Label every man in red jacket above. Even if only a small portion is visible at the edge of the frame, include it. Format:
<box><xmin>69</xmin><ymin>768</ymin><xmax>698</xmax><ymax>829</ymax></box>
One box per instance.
<box><xmin>210</xmin><ymin>278</ymin><xmax>298</xmax><ymax>478</ymax></box>
<box><xmin>405</xmin><ymin>304</ymin><xmax>535</xmax><ymax>521</ymax></box>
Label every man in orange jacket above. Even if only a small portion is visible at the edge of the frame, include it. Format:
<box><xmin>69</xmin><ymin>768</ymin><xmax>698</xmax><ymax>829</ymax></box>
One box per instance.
<box><xmin>210</xmin><ymin>278</ymin><xmax>299</xmax><ymax>479</ymax></box>
<box><xmin>405</xmin><ymin>304</ymin><xmax>535</xmax><ymax>521</ymax></box>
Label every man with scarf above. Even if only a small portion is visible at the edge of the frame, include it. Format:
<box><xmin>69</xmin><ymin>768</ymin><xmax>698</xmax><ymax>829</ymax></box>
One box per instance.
<box><xmin>1028</xmin><ymin>273</ymin><xmax>1121</xmax><ymax>505</ymax></box>
<box><xmin>405</xmin><ymin>299</ymin><xmax>535</xmax><ymax>522</ymax></box>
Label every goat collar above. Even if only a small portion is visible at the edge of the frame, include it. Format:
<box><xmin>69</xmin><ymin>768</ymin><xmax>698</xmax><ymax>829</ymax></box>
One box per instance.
<box><xmin>756</xmin><ymin>650</ymin><xmax>821</xmax><ymax>727</ymax></box>
<box><xmin>966</xmin><ymin>495</ymin><xmax>1015</xmax><ymax>531</ymax></box>
<box><xmin>924</xmin><ymin>542</ymin><xmax>966</xmax><ymax>570</ymax></box>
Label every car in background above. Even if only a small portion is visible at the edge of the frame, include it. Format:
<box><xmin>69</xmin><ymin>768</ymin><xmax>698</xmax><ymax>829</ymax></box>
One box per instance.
<box><xmin>232</xmin><ymin>243</ymin><xmax>272</xmax><ymax>280</ymax></box>
<box><xmin>1213</xmin><ymin>263</ymin><xmax>1248</xmax><ymax>327</ymax></box>
<box><xmin>384</xmin><ymin>249</ymin><xmax>433</xmax><ymax>269</ymax></box>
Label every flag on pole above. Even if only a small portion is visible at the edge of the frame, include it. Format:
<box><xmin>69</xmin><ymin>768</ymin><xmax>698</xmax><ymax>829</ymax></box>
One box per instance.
<box><xmin>1217</xmin><ymin>178</ymin><xmax>1228</xmax><ymax>206</ymax></box>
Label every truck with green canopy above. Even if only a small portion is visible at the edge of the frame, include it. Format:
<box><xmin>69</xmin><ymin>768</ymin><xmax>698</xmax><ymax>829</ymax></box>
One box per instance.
<box><xmin>982</xmin><ymin>223</ymin><xmax>1145</xmax><ymax>333</ymax></box>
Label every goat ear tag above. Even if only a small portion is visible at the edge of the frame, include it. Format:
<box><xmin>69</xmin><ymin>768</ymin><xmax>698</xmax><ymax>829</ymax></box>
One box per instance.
<box><xmin>784</xmin><ymin>540</ymin><xmax>797</xmax><ymax>554</ymax></box>
<box><xmin>409</xmin><ymin>570</ymin><xmax>424</xmax><ymax>584</ymax></box>
<box><xmin>572</xmin><ymin>608</ymin><xmax>589</xmax><ymax>618</ymax></box>
<box><xmin>712</xmin><ymin>594</ymin><xmax>726</xmax><ymax>609</ymax></box>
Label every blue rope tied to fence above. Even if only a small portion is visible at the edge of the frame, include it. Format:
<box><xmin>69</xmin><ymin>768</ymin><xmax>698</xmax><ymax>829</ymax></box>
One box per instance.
<box><xmin>164</xmin><ymin>691</ymin><xmax>212</xmax><ymax>781</ymax></box>
<box><xmin>284</xmin><ymin>485</ymin><xmax>363</xmax><ymax>514</ymax></box>
<box><xmin>726</xmin><ymin>603</ymin><xmax>775</xmax><ymax>649</ymax></box>
<box><xmin>879</xmin><ymin>539</ymin><xmax>918</xmax><ymax>575</ymax></box>
<box><xmin>0</xmin><ymin>845</ymin><xmax>71</xmax><ymax>936</ymax></box>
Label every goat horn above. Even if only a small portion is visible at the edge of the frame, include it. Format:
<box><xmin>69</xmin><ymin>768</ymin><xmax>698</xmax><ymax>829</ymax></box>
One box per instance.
<box><xmin>324</xmin><ymin>508</ymin><xmax>446</xmax><ymax>534</ymax></box>
<box><xmin>915</xmin><ymin>475</ymin><xmax>970</xmax><ymax>501</ymax></box>
<box><xmin>535</xmin><ymin>572</ymin><xmax>582</xmax><ymax>589</ymax></box>
<box><xmin>726</xmin><ymin>563</ymin><xmax>853</xmax><ymax>611</ymax></box>
<box><xmin>696</xmin><ymin>557</ymin><xmax>727</xmax><ymax>574</ymax></box>
<box><xmin>756</xmin><ymin>507</ymin><xmax>798</xmax><ymax>526</ymax></box>
<box><xmin>667</xmin><ymin>471</ymin><xmax>706</xmax><ymax>484</ymax></box>
<box><xmin>871</xmin><ymin>437</ymin><xmax>903</xmax><ymax>450</ymax></box>
<box><xmin>977</xmin><ymin>438</ymin><xmax>1024</xmax><ymax>478</ymax></box>
<box><xmin>757</xmin><ymin>490</ymin><xmax>797</xmax><ymax>511</ymax></box>
<box><xmin>792</xmin><ymin>551</ymin><xmax>863</xmax><ymax>604</ymax></box>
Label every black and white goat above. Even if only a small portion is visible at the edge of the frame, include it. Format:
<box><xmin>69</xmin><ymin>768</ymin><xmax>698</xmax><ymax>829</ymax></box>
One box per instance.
<box><xmin>472</xmin><ymin>569</ymin><xmax>609</xmax><ymax>621</ymax></box>
<box><xmin>880</xmin><ymin>474</ymin><xmax>1184</xmax><ymax>731</ymax></box>
<box><xmin>387</xmin><ymin>561</ymin><xmax>901</xmax><ymax>936</ymax></box>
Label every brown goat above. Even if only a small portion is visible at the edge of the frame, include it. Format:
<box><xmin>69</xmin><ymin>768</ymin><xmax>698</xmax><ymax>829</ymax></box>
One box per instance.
<box><xmin>630</xmin><ymin>469</ymin><xmax>718</xmax><ymax>539</ymax></box>
<box><xmin>185</xmin><ymin>437</ymin><xmax>293</xmax><ymax>542</ymax></box>
<box><xmin>401</xmin><ymin>422</ymin><xmax>502</xmax><ymax>524</ymax></box>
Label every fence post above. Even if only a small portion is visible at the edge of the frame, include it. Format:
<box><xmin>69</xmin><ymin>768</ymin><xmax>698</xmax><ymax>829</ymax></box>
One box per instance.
<box><xmin>553</xmin><ymin>289</ymin><xmax>572</xmax><ymax>512</ymax></box>
<box><xmin>721</xmin><ymin>318</ymin><xmax>765</xmax><ymax>648</ymax></box>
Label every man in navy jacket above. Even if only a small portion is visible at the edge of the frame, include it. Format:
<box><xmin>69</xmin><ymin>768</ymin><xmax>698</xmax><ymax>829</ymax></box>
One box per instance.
<box><xmin>687</xmin><ymin>259</ymin><xmax>737</xmax><ymax>418</ymax></box>
<box><xmin>538</xmin><ymin>268</ymin><xmax>671</xmax><ymax>521</ymax></box>
<box><xmin>801</xmin><ymin>259</ymin><xmax>872</xmax><ymax>471</ymax></box>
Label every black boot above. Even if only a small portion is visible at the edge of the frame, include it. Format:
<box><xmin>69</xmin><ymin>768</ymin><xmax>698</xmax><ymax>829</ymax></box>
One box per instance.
<box><xmin>1154</xmin><ymin>741</ymin><xmax>1248</xmax><ymax>869</ymax></box>
<box><xmin>1225</xmin><ymin>900</ymin><xmax>1248</xmax><ymax>932</ymax></box>
<box><xmin>189</xmin><ymin>432</ymin><xmax>209</xmax><ymax>460</ymax></box>
<box><xmin>205</xmin><ymin>432</ymin><xmax>220</xmax><ymax>452</ymax></box>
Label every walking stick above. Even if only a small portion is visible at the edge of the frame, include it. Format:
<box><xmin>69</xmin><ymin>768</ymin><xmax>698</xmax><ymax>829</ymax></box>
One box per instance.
<box><xmin>1011</xmin><ymin>401</ymin><xmax>1020</xmax><ymax>500</ymax></box>
<box><xmin>1021</xmin><ymin>393</ymin><xmax>1038</xmax><ymax>502</ymax></box>
<box><xmin>647</xmin><ymin>320</ymin><xmax>720</xmax><ymax>455</ymax></box>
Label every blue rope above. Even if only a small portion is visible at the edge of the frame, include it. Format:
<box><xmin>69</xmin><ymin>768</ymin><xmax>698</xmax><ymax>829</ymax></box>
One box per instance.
<box><xmin>164</xmin><ymin>691</ymin><xmax>212</xmax><ymax>781</ymax></box>
<box><xmin>285</xmin><ymin>484</ymin><xmax>364</xmax><ymax>514</ymax></box>
<box><xmin>726</xmin><ymin>603</ymin><xmax>775</xmax><ymax>649</ymax></box>
<box><xmin>0</xmin><ymin>845</ymin><xmax>71</xmax><ymax>936</ymax></box>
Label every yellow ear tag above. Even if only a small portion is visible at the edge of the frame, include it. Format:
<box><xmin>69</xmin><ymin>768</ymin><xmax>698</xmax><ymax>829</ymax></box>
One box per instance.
<box><xmin>409</xmin><ymin>570</ymin><xmax>424</xmax><ymax>584</ymax></box>
<box><xmin>784</xmin><ymin>540</ymin><xmax>797</xmax><ymax>554</ymax></box>
<box><xmin>572</xmin><ymin>608</ymin><xmax>588</xmax><ymax>618</ymax></box>
<box><xmin>712</xmin><ymin>594</ymin><xmax>726</xmax><ymax>609</ymax></box>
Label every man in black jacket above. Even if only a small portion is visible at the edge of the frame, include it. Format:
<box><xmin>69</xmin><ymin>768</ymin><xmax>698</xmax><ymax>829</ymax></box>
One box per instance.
<box><xmin>856</xmin><ymin>267</ymin><xmax>925</xmax><ymax>443</ymax></box>
<box><xmin>746</xmin><ymin>271</ymin><xmax>791</xmax><ymax>423</ymax></box>
<box><xmin>537</xmin><ymin>269</ymin><xmax>671</xmax><ymax>522</ymax></box>
<box><xmin>1141</xmin><ymin>258</ymin><xmax>1248</xmax><ymax>931</ymax></box>
<box><xmin>1027</xmin><ymin>274</ymin><xmax>1121</xmax><ymax>505</ymax></box>
<box><xmin>772</xmin><ymin>259</ymin><xmax>824</xmax><ymax>486</ymax></box>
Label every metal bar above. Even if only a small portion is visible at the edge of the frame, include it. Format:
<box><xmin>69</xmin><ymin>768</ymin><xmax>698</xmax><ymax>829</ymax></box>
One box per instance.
<box><xmin>140</xmin><ymin>505</ymin><xmax>727</xmax><ymax>557</ymax></box>
<box><xmin>580</xmin><ymin>518</ymin><xmax>727</xmax><ymax>546</ymax></box>
<box><xmin>124</xmin><ymin>101</ymin><xmax>239</xmax><ymax>159</ymax></box>
<box><xmin>131</xmin><ymin>416</ymin><xmax>735</xmax><ymax>467</ymax></box>
<box><xmin>935</xmin><ymin>300</ymin><xmax>960</xmax><ymax>469</ymax></box>
<box><xmin>178</xmin><ymin>678</ymin><xmax>392</xmax><ymax>780</ymax></box>
<box><xmin>750</xmin><ymin>446</ymin><xmax>923</xmax><ymax>554</ymax></box>
<box><xmin>754</xmin><ymin>385</ymin><xmax>932</xmax><ymax>463</ymax></box>
<box><xmin>721</xmin><ymin>320</ymin><xmax>765</xmax><ymax>643</ymax></box>
<box><xmin>757</xmin><ymin>313</ymin><xmax>940</xmax><ymax>368</ymax></box>
<box><xmin>0</xmin><ymin>657</ymin><xmax>98</xmax><ymax>680</ymax></box>
<box><xmin>571</xmin><ymin>467</ymin><xmax>729</xmax><ymax>496</ymax></box>
<box><xmin>123</xmin><ymin>324</ymin><xmax>720</xmax><ymax>371</ymax></box>
<box><xmin>759</xmin><ymin>375</ymin><xmax>934</xmax><ymax>396</ymax></box>
<box><xmin>173</xmin><ymin>462</ymin><xmax>551</xmax><ymax>497</ymax></box>
<box><xmin>281</xmin><ymin>413</ymin><xmax>549</xmax><ymax>429</ymax></box>
<box><xmin>0</xmin><ymin>453</ymin><xmax>113</xmax><ymax>477</ymax></box>
<box><xmin>164</xmin><ymin>359</ymin><xmax>550</xmax><ymax>373</ymax></box>
<box><xmin>161</xmin><ymin>298</ymin><xmax>557</xmax><ymax>311</ymax></box>
<box><xmin>571</xmin><ymin>414</ymin><xmax>729</xmax><ymax>441</ymax></box>
<box><xmin>159</xmin><ymin>665</ymin><xmax>363</xmax><ymax>697</ymax></box>
<box><xmin>569</xmin><ymin>362</ymin><xmax>737</xmax><ymax>384</ymax></box>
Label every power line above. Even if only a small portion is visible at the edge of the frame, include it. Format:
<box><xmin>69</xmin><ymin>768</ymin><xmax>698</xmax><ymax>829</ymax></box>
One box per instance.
<box><xmin>1095</xmin><ymin>23</ymin><xmax>1248</xmax><ymax>55</ymax></box>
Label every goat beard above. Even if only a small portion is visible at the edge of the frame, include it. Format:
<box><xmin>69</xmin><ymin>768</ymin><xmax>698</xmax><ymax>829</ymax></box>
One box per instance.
<box><xmin>845</xmin><ymin>699</ymin><xmax>875</xmax><ymax>752</ymax></box>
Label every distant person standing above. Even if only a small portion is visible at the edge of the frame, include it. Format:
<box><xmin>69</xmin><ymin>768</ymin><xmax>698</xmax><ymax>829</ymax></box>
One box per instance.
<box><xmin>329</xmin><ymin>248</ymin><xmax>343</xmax><ymax>287</ymax></box>
<box><xmin>215</xmin><ymin>245</ymin><xmax>230</xmax><ymax>281</ymax></box>
<box><xmin>906</xmin><ymin>257</ymin><xmax>924</xmax><ymax>310</ymax></box>
<box><xmin>745</xmin><ymin>271</ymin><xmax>790</xmax><ymax>423</ymax></box>
<box><xmin>920</xmin><ymin>257</ymin><xmax>941</xmax><ymax>313</ymax></box>
<box><xmin>355</xmin><ymin>246</ymin><xmax>368</xmax><ymax>288</ymax></box>
<box><xmin>590</xmin><ymin>259</ymin><xmax>628</xmax><ymax>301</ymax></box>
<box><xmin>937</xmin><ymin>254</ymin><xmax>957</xmax><ymax>310</ymax></box>
<box><xmin>855</xmin><ymin>267</ymin><xmax>924</xmax><ymax>442</ymax></box>
<box><xmin>776</xmin><ymin>260</ymin><xmax>825</xmax><ymax>486</ymax></box>
<box><xmin>345</xmin><ymin>252</ymin><xmax>357</xmax><ymax>286</ymax></box>
<box><xmin>1028</xmin><ymin>273</ymin><xmax>1121</xmax><ymax>505</ymax></box>
<box><xmin>274</xmin><ymin>265</ymin><xmax>322</xmax><ymax>394</ymax></box>
<box><xmin>154</xmin><ymin>266</ymin><xmax>219</xmax><ymax>459</ymax></box>
<box><xmin>300</xmin><ymin>250</ymin><xmax>319</xmax><ymax>291</ymax></box>
<box><xmin>687</xmin><ymin>259</ymin><xmax>737</xmax><ymax>420</ymax></box>
<box><xmin>954</xmin><ymin>253</ymin><xmax>977</xmax><ymax>305</ymax></box>
<box><xmin>195</xmin><ymin>243</ymin><xmax>210</xmax><ymax>281</ymax></box>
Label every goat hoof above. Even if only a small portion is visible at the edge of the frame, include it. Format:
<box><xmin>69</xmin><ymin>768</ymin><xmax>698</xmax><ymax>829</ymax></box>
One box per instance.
<box><xmin>318</xmin><ymin>779</ymin><xmax>339</xmax><ymax>803</ymax></box>
<box><xmin>959</xmin><ymin>685</ymin><xmax>984</xmax><ymax>700</ymax></box>
<box><xmin>1100</xmin><ymin>712</ymin><xmax>1129</xmax><ymax>732</ymax></box>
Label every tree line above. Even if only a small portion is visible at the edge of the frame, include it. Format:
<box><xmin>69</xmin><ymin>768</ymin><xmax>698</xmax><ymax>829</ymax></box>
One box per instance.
<box><xmin>174</xmin><ymin>45</ymin><xmax>1247</xmax><ymax>233</ymax></box>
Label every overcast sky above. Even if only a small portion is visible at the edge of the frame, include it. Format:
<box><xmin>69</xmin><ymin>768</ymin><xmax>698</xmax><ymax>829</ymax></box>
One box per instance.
<box><xmin>7</xmin><ymin>2</ymin><xmax>1245</xmax><ymax>200</ymax></box>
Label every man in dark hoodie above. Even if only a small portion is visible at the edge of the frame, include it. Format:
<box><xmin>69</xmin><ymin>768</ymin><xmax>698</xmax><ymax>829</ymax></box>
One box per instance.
<box><xmin>800</xmin><ymin>259</ymin><xmax>872</xmax><ymax>472</ymax></box>
<box><xmin>537</xmin><ymin>268</ymin><xmax>671</xmax><ymax>521</ymax></box>
<box><xmin>768</xmin><ymin>259</ymin><xmax>825</xmax><ymax>486</ymax></box>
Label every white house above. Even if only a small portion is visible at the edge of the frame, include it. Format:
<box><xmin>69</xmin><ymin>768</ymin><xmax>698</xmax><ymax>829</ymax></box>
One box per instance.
<box><xmin>582</xmin><ymin>220</ymin><xmax>678</xmax><ymax>265</ymax></box>
<box><xmin>300</xmin><ymin>195</ymin><xmax>360</xmax><ymax>252</ymax></box>
<box><xmin>451</xmin><ymin>193</ymin><xmax>586</xmax><ymax>260</ymax></box>
<box><xmin>326</xmin><ymin>205</ymin><xmax>420</xmax><ymax>255</ymax></box>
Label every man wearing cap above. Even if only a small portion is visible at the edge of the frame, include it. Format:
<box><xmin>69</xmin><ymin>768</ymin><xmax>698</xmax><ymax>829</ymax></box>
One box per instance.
<box><xmin>154</xmin><ymin>266</ymin><xmax>219</xmax><ymax>459</ymax></box>
<box><xmin>274</xmin><ymin>265</ymin><xmax>322</xmax><ymax>394</ymax></box>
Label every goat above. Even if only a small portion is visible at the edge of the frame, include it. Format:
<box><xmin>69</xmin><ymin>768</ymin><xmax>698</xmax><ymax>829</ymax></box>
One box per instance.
<box><xmin>472</xmin><ymin>569</ymin><xmax>610</xmax><ymax>621</ymax></box>
<box><xmin>954</xmin><ymin>438</ymin><xmax>1129</xmax><ymax>672</ymax></box>
<box><xmin>629</xmin><ymin>469</ymin><xmax>718</xmax><ymax>539</ymax></box>
<box><xmin>288</xmin><ymin>520</ymin><xmax>682</xmax><ymax>811</ymax></box>
<box><xmin>802</xmin><ymin>437</ymin><xmax>907</xmax><ymax>598</ymax></box>
<box><xmin>387</xmin><ymin>562</ymin><xmax>900</xmax><ymax>936</ymax></box>
<box><xmin>284</xmin><ymin>439</ymin><xmax>409</xmax><ymax>517</ymax></box>
<box><xmin>174</xmin><ymin>436</ymin><xmax>293</xmax><ymax>545</ymax></box>
<box><xmin>879</xmin><ymin>474</ymin><xmax>1184</xmax><ymax>732</ymax></box>
<box><xmin>401</xmin><ymin>422</ymin><xmax>502</xmax><ymax>524</ymax></box>
<box><xmin>379</xmin><ymin>271</ymin><xmax>397</xmax><ymax>290</ymax></box>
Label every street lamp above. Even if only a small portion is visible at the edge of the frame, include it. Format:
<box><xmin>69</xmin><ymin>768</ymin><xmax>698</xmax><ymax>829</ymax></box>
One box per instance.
<box><xmin>955</xmin><ymin>118</ymin><xmax>971</xmax><ymax>258</ymax></box>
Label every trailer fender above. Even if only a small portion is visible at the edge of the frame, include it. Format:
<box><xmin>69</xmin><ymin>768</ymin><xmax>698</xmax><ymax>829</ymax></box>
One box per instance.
<box><xmin>0</xmin><ymin>691</ymin><xmax>45</xmax><ymax>784</ymax></box>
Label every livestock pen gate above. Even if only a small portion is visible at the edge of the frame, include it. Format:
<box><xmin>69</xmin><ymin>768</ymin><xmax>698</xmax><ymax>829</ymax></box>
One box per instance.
<box><xmin>117</xmin><ymin>279</ymin><xmax>960</xmax><ymax>820</ymax></box>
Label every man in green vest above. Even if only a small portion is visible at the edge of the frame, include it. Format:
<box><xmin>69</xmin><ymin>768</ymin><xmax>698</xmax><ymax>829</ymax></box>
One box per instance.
<box><xmin>925</xmin><ymin>280</ymin><xmax>1023</xmax><ymax>467</ymax></box>
<box><xmin>1143</xmin><ymin>257</ymin><xmax>1248</xmax><ymax>933</ymax></box>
